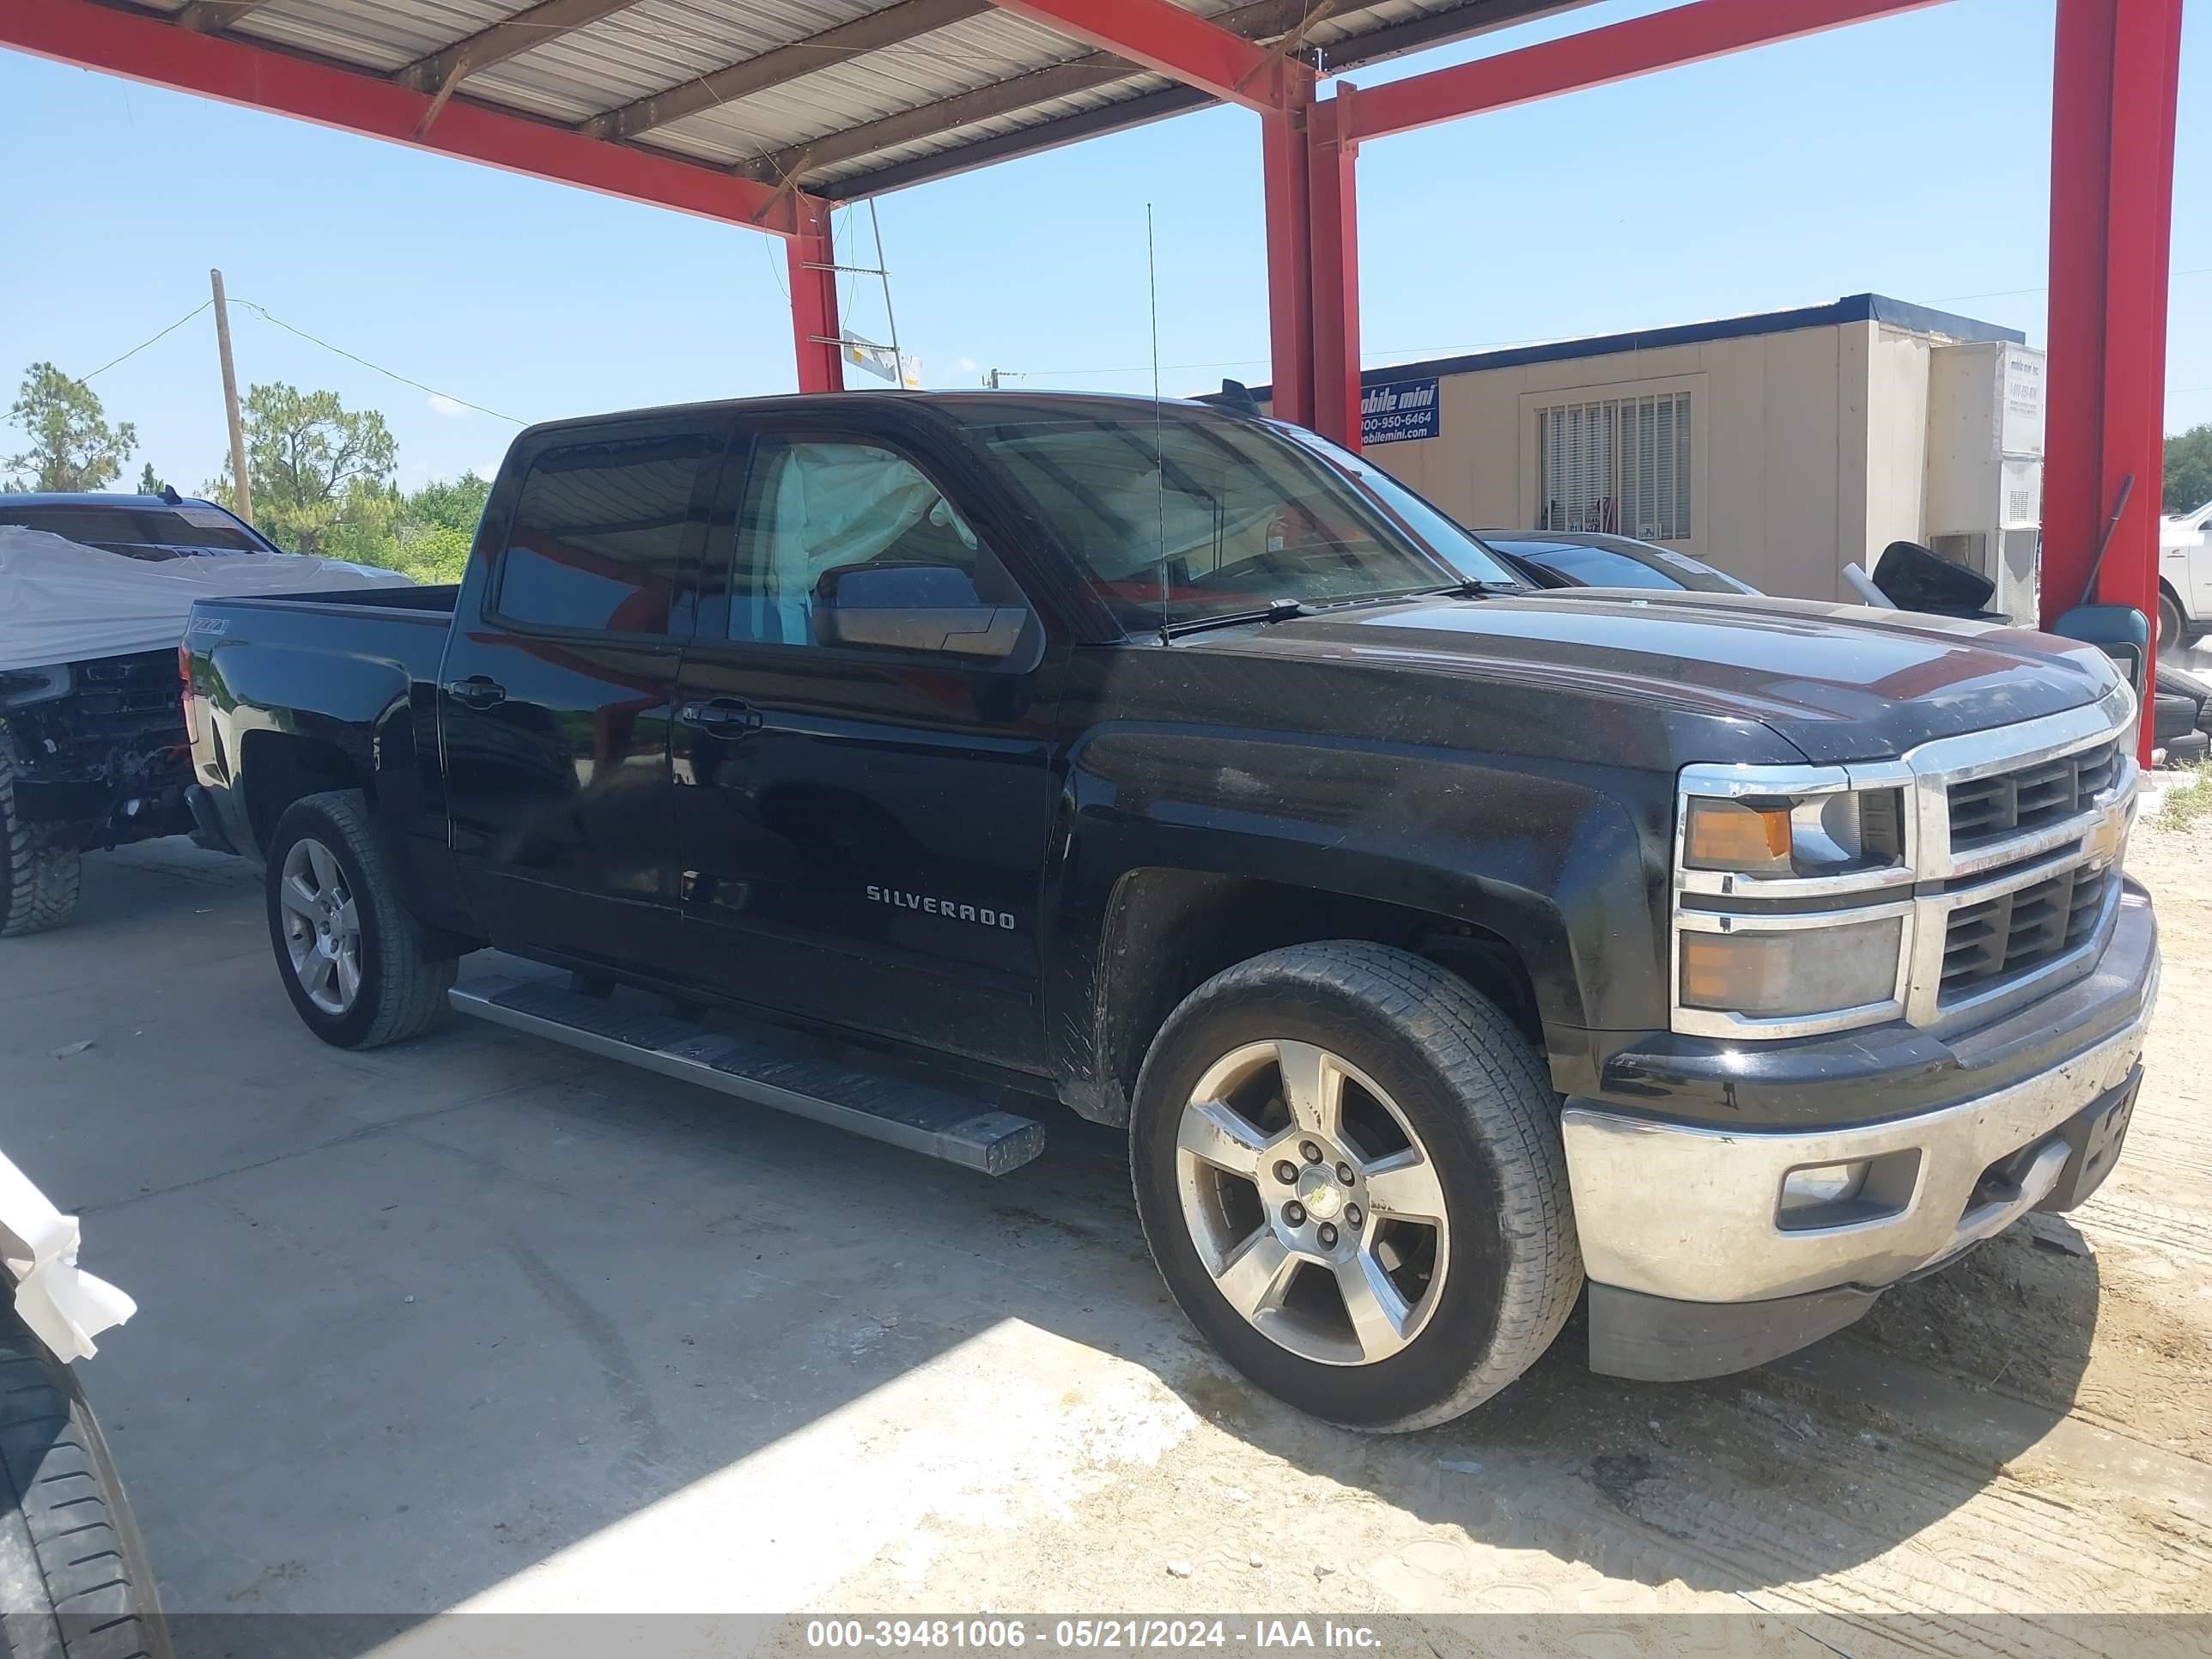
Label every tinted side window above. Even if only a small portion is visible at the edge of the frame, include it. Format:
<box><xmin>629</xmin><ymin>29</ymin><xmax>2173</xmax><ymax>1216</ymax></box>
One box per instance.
<box><xmin>726</xmin><ymin>437</ymin><xmax>1010</xmax><ymax>646</ymax></box>
<box><xmin>497</xmin><ymin>434</ymin><xmax>708</xmax><ymax>635</ymax></box>
<box><xmin>1526</xmin><ymin>544</ymin><xmax>1687</xmax><ymax>591</ymax></box>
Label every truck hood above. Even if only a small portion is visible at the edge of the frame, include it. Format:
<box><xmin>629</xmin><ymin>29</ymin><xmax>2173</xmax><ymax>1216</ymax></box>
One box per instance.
<box><xmin>1188</xmin><ymin>589</ymin><xmax>2125</xmax><ymax>763</ymax></box>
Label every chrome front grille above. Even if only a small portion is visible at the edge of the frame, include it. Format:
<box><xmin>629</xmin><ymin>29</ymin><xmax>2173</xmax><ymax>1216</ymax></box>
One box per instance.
<box><xmin>1941</xmin><ymin>864</ymin><xmax>2115</xmax><ymax>997</ymax></box>
<box><xmin>1671</xmin><ymin>687</ymin><xmax>2139</xmax><ymax>1041</ymax></box>
<box><xmin>1948</xmin><ymin>739</ymin><xmax>2121</xmax><ymax>851</ymax></box>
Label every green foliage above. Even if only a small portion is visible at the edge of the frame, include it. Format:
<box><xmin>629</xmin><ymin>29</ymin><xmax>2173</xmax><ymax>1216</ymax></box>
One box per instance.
<box><xmin>203</xmin><ymin>382</ymin><xmax>489</xmax><ymax>581</ymax></box>
<box><xmin>214</xmin><ymin>382</ymin><xmax>397</xmax><ymax>556</ymax></box>
<box><xmin>136</xmin><ymin>461</ymin><xmax>161</xmax><ymax>495</ymax></box>
<box><xmin>2165</xmin><ymin>425</ymin><xmax>2212</xmax><ymax>517</ymax></box>
<box><xmin>2157</xmin><ymin>762</ymin><xmax>2212</xmax><ymax>831</ymax></box>
<box><xmin>3</xmin><ymin>362</ymin><xmax>137</xmax><ymax>491</ymax></box>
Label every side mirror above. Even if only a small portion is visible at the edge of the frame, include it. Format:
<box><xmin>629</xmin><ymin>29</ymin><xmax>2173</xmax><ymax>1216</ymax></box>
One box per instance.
<box><xmin>811</xmin><ymin>562</ymin><xmax>1030</xmax><ymax>660</ymax></box>
<box><xmin>2047</xmin><ymin>602</ymin><xmax>2150</xmax><ymax>702</ymax></box>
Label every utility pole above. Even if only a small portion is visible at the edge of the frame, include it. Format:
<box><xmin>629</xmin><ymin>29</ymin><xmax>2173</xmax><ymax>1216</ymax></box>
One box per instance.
<box><xmin>210</xmin><ymin>269</ymin><xmax>251</xmax><ymax>525</ymax></box>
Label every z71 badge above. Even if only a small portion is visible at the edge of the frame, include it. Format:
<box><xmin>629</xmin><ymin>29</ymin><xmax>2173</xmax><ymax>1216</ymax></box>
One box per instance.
<box><xmin>866</xmin><ymin>885</ymin><xmax>1016</xmax><ymax>931</ymax></box>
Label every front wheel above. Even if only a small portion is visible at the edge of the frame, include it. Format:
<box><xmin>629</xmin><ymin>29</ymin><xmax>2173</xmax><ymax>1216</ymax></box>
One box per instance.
<box><xmin>1</xmin><ymin>746</ymin><xmax>82</xmax><ymax>938</ymax></box>
<box><xmin>265</xmin><ymin>789</ymin><xmax>455</xmax><ymax>1048</ymax></box>
<box><xmin>2160</xmin><ymin>589</ymin><xmax>2186</xmax><ymax>653</ymax></box>
<box><xmin>1131</xmin><ymin>942</ymin><xmax>1582</xmax><ymax>1431</ymax></box>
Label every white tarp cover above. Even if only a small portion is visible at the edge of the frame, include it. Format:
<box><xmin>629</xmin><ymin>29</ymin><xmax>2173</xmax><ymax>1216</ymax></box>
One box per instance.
<box><xmin>0</xmin><ymin>526</ymin><xmax>414</xmax><ymax>673</ymax></box>
<box><xmin>0</xmin><ymin>1149</ymin><xmax>133</xmax><ymax>1362</ymax></box>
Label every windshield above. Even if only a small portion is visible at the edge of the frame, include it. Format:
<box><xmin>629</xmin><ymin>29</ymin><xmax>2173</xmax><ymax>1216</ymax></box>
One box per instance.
<box><xmin>0</xmin><ymin>503</ymin><xmax>271</xmax><ymax>559</ymax></box>
<box><xmin>969</xmin><ymin>409</ymin><xmax>1520</xmax><ymax>629</ymax></box>
<box><xmin>1485</xmin><ymin>535</ymin><xmax>1759</xmax><ymax>595</ymax></box>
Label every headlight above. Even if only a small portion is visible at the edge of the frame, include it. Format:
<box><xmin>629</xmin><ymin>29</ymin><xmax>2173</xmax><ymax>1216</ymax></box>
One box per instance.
<box><xmin>1678</xmin><ymin>917</ymin><xmax>1905</xmax><ymax>1017</ymax></box>
<box><xmin>1681</xmin><ymin>788</ymin><xmax>1905</xmax><ymax>877</ymax></box>
<box><xmin>0</xmin><ymin>664</ymin><xmax>71</xmax><ymax>708</ymax></box>
<box><xmin>1674</xmin><ymin>763</ymin><xmax>1915</xmax><ymax>1039</ymax></box>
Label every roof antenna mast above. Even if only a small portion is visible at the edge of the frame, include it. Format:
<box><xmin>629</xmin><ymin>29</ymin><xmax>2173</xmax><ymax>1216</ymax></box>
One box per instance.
<box><xmin>1149</xmin><ymin>204</ymin><xmax>1170</xmax><ymax>648</ymax></box>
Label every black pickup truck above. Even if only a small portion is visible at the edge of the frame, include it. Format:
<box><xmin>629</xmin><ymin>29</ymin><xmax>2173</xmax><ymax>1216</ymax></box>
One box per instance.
<box><xmin>181</xmin><ymin>392</ymin><xmax>2158</xmax><ymax>1430</ymax></box>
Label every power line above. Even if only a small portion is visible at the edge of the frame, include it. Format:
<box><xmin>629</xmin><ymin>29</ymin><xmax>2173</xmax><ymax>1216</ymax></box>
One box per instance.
<box><xmin>231</xmin><ymin>299</ymin><xmax>526</xmax><ymax>424</ymax></box>
<box><xmin>74</xmin><ymin>300</ymin><xmax>211</xmax><ymax>386</ymax></box>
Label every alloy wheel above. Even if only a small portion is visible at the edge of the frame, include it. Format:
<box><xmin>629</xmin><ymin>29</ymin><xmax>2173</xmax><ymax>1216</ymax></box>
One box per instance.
<box><xmin>1175</xmin><ymin>1040</ymin><xmax>1451</xmax><ymax>1366</ymax></box>
<box><xmin>278</xmin><ymin>837</ymin><xmax>362</xmax><ymax>1016</ymax></box>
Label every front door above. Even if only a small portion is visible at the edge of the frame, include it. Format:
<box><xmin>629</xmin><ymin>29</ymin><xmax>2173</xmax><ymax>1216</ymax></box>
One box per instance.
<box><xmin>439</xmin><ymin>421</ymin><xmax>720</xmax><ymax>972</ymax></box>
<box><xmin>667</xmin><ymin>428</ymin><xmax>1064</xmax><ymax>1073</ymax></box>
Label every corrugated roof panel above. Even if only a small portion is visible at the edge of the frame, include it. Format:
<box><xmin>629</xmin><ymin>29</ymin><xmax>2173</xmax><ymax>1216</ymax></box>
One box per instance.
<box><xmin>801</xmin><ymin>67</ymin><xmax>1169</xmax><ymax>185</ymax></box>
<box><xmin>467</xmin><ymin>0</ymin><xmax>886</xmax><ymax>125</ymax></box>
<box><xmin>231</xmin><ymin>0</ymin><xmax>509</xmax><ymax>72</ymax></box>
<box><xmin>647</xmin><ymin>7</ymin><xmax>1095</xmax><ymax>163</ymax></box>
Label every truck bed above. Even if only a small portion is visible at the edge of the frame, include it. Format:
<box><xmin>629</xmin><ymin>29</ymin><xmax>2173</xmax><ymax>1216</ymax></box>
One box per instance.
<box><xmin>202</xmin><ymin>582</ymin><xmax>459</xmax><ymax>619</ymax></box>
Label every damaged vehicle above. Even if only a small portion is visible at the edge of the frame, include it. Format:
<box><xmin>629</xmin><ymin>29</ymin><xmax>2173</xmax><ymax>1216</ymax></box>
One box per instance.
<box><xmin>0</xmin><ymin>494</ymin><xmax>409</xmax><ymax>936</ymax></box>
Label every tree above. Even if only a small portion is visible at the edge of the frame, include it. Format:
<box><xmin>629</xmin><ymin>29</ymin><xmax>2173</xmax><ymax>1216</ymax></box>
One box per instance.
<box><xmin>2166</xmin><ymin>424</ymin><xmax>2212</xmax><ymax>516</ymax></box>
<box><xmin>3</xmin><ymin>362</ymin><xmax>136</xmax><ymax>491</ymax></box>
<box><xmin>136</xmin><ymin>462</ymin><xmax>161</xmax><ymax>495</ymax></box>
<box><xmin>216</xmin><ymin>383</ymin><xmax>397</xmax><ymax>555</ymax></box>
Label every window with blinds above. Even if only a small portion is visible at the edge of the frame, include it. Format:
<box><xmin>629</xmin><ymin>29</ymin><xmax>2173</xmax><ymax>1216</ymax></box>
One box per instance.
<box><xmin>1534</xmin><ymin>391</ymin><xmax>1693</xmax><ymax>540</ymax></box>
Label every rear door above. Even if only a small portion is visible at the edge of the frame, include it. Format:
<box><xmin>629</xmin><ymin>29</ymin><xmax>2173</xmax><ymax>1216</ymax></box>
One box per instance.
<box><xmin>665</xmin><ymin>417</ymin><xmax>1066</xmax><ymax>1073</ymax></box>
<box><xmin>438</xmin><ymin>417</ymin><xmax>723</xmax><ymax>972</ymax></box>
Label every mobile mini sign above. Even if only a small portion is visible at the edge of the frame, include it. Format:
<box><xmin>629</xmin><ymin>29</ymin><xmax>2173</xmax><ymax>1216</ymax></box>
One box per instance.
<box><xmin>1360</xmin><ymin>377</ymin><xmax>1441</xmax><ymax>447</ymax></box>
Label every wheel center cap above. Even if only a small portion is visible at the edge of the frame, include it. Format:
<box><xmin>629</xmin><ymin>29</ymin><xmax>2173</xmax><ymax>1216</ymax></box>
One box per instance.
<box><xmin>1295</xmin><ymin>1165</ymin><xmax>1345</xmax><ymax>1221</ymax></box>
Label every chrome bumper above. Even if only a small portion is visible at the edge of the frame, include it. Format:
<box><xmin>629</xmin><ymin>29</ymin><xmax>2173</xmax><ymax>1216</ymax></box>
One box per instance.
<box><xmin>1562</xmin><ymin>957</ymin><xmax>2157</xmax><ymax>1304</ymax></box>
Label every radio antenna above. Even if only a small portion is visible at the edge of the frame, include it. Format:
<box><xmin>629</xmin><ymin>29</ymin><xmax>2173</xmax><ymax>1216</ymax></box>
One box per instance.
<box><xmin>1149</xmin><ymin>204</ymin><xmax>1170</xmax><ymax>647</ymax></box>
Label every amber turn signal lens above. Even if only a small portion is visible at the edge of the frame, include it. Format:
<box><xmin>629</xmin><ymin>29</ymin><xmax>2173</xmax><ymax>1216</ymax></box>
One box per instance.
<box><xmin>1683</xmin><ymin>799</ymin><xmax>1792</xmax><ymax>872</ymax></box>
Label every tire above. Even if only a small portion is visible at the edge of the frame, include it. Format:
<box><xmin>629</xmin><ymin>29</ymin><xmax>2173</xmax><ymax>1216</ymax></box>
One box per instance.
<box><xmin>0</xmin><ymin>1309</ymin><xmax>173</xmax><ymax>1659</ymax></box>
<box><xmin>2160</xmin><ymin>588</ymin><xmax>2186</xmax><ymax>653</ymax></box>
<box><xmin>1130</xmin><ymin>941</ymin><xmax>1582</xmax><ymax>1431</ymax></box>
<box><xmin>2152</xmin><ymin>690</ymin><xmax>2198</xmax><ymax>744</ymax></box>
<box><xmin>0</xmin><ymin>747</ymin><xmax>82</xmax><ymax>939</ymax></box>
<box><xmin>265</xmin><ymin>789</ymin><xmax>455</xmax><ymax>1049</ymax></box>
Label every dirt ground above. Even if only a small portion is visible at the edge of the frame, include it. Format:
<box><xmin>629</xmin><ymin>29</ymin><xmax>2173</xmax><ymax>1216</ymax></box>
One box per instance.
<box><xmin>0</xmin><ymin>809</ymin><xmax>2205</xmax><ymax>1656</ymax></box>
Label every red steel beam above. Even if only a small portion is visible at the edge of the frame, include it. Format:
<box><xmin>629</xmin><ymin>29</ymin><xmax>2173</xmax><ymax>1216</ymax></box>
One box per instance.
<box><xmin>1335</xmin><ymin>0</ymin><xmax>1948</xmax><ymax>143</ymax></box>
<box><xmin>983</xmin><ymin>0</ymin><xmax>1294</xmax><ymax>112</ymax></box>
<box><xmin>0</xmin><ymin>0</ymin><xmax>810</xmax><ymax>237</ymax></box>
<box><xmin>1307</xmin><ymin>92</ymin><xmax>1363</xmax><ymax>450</ymax></box>
<box><xmin>2043</xmin><ymin>0</ymin><xmax>2182</xmax><ymax>762</ymax></box>
<box><xmin>788</xmin><ymin>204</ymin><xmax>847</xmax><ymax>393</ymax></box>
<box><xmin>1260</xmin><ymin>83</ymin><xmax>1316</xmax><ymax>428</ymax></box>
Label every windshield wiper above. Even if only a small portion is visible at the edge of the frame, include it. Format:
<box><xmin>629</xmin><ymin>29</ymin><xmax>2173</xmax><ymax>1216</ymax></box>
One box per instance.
<box><xmin>1421</xmin><ymin>578</ymin><xmax>1522</xmax><ymax>598</ymax></box>
<box><xmin>1159</xmin><ymin>597</ymin><xmax>1311</xmax><ymax>638</ymax></box>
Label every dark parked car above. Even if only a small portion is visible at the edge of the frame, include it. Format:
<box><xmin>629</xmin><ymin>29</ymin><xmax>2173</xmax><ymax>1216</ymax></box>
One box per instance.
<box><xmin>0</xmin><ymin>489</ymin><xmax>282</xmax><ymax>560</ymax></box>
<box><xmin>1470</xmin><ymin>528</ymin><xmax>1759</xmax><ymax>594</ymax></box>
<box><xmin>184</xmin><ymin>393</ymin><xmax>2154</xmax><ymax>1431</ymax></box>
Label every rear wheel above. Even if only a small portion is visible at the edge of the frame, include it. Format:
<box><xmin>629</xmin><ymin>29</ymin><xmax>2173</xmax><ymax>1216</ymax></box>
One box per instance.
<box><xmin>1131</xmin><ymin>942</ymin><xmax>1581</xmax><ymax>1431</ymax></box>
<box><xmin>265</xmin><ymin>789</ymin><xmax>455</xmax><ymax>1048</ymax></box>
<box><xmin>0</xmin><ymin>1308</ymin><xmax>173</xmax><ymax>1659</ymax></box>
<box><xmin>0</xmin><ymin>747</ymin><xmax>81</xmax><ymax>938</ymax></box>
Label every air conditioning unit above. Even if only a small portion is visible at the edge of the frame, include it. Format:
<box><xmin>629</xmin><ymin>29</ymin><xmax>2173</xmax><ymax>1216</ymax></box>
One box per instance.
<box><xmin>1923</xmin><ymin>342</ymin><xmax>2045</xmax><ymax>623</ymax></box>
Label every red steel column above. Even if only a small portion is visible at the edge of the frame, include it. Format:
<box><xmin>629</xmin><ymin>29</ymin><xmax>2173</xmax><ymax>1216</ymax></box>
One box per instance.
<box><xmin>1261</xmin><ymin>88</ymin><xmax>1316</xmax><ymax>428</ymax></box>
<box><xmin>2043</xmin><ymin>0</ymin><xmax>2181</xmax><ymax>759</ymax></box>
<box><xmin>1308</xmin><ymin>89</ymin><xmax>1362</xmax><ymax>450</ymax></box>
<box><xmin>788</xmin><ymin>198</ymin><xmax>846</xmax><ymax>393</ymax></box>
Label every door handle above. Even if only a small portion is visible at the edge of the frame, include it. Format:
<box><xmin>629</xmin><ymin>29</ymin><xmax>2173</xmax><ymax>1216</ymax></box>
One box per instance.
<box><xmin>442</xmin><ymin>676</ymin><xmax>506</xmax><ymax>709</ymax></box>
<box><xmin>678</xmin><ymin>698</ymin><xmax>763</xmax><ymax>732</ymax></box>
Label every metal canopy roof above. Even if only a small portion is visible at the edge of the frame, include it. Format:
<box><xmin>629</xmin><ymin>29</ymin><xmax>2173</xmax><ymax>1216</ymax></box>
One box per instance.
<box><xmin>114</xmin><ymin>0</ymin><xmax>1582</xmax><ymax>199</ymax></box>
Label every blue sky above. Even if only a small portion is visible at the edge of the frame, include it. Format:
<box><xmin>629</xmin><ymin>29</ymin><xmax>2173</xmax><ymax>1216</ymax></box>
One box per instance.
<box><xmin>2</xmin><ymin>0</ymin><xmax>2206</xmax><ymax>492</ymax></box>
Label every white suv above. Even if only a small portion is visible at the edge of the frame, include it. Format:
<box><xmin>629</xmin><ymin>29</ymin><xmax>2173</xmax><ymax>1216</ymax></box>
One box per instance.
<box><xmin>2160</xmin><ymin>500</ymin><xmax>2212</xmax><ymax>647</ymax></box>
